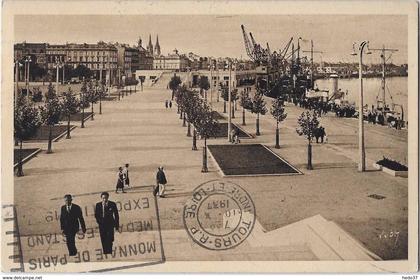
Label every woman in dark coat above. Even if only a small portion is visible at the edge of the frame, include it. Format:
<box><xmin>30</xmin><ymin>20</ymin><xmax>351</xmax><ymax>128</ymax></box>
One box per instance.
<box><xmin>115</xmin><ymin>167</ymin><xmax>125</xmax><ymax>193</ymax></box>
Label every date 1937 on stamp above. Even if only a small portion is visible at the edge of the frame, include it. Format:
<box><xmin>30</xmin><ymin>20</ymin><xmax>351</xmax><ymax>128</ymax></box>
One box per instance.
<box><xmin>183</xmin><ymin>180</ymin><xmax>256</xmax><ymax>251</ymax></box>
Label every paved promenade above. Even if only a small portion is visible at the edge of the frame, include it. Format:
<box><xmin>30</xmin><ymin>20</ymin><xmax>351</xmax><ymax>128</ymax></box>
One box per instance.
<box><xmin>14</xmin><ymin>85</ymin><xmax>408</xmax><ymax>260</ymax></box>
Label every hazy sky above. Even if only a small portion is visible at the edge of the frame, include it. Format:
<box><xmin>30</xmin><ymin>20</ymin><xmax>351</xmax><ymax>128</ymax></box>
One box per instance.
<box><xmin>15</xmin><ymin>15</ymin><xmax>407</xmax><ymax>64</ymax></box>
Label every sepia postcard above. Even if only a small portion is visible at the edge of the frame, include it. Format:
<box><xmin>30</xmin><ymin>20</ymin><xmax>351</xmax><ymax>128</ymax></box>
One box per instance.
<box><xmin>1</xmin><ymin>0</ymin><xmax>418</xmax><ymax>273</ymax></box>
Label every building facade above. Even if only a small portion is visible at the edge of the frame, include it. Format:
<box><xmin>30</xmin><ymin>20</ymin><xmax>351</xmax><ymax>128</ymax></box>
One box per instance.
<box><xmin>45</xmin><ymin>42</ymin><xmax>118</xmax><ymax>83</ymax></box>
<box><xmin>153</xmin><ymin>49</ymin><xmax>189</xmax><ymax>71</ymax></box>
<box><xmin>115</xmin><ymin>44</ymin><xmax>140</xmax><ymax>78</ymax></box>
<box><xmin>14</xmin><ymin>42</ymin><xmax>48</xmax><ymax>81</ymax></box>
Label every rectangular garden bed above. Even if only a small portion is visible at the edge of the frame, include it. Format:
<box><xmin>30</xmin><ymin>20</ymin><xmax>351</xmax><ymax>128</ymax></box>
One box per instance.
<box><xmin>60</xmin><ymin>112</ymin><xmax>93</xmax><ymax>122</ymax></box>
<box><xmin>13</xmin><ymin>148</ymin><xmax>41</xmax><ymax>167</ymax></box>
<box><xmin>211</xmin><ymin>111</ymin><xmax>226</xmax><ymax>120</ymax></box>
<box><xmin>207</xmin><ymin>144</ymin><xmax>301</xmax><ymax>176</ymax></box>
<box><xmin>213</xmin><ymin>123</ymin><xmax>252</xmax><ymax>138</ymax></box>
<box><xmin>374</xmin><ymin>158</ymin><xmax>408</xmax><ymax>178</ymax></box>
<box><xmin>25</xmin><ymin>125</ymin><xmax>76</xmax><ymax>142</ymax></box>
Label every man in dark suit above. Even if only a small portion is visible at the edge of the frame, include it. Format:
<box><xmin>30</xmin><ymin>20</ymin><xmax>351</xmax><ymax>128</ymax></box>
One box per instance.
<box><xmin>60</xmin><ymin>194</ymin><xmax>86</xmax><ymax>256</ymax></box>
<box><xmin>94</xmin><ymin>192</ymin><xmax>120</xmax><ymax>254</ymax></box>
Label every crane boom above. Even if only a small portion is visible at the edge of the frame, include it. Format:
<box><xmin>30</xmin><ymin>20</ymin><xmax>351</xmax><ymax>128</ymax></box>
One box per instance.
<box><xmin>240</xmin><ymin>24</ymin><xmax>256</xmax><ymax>61</ymax></box>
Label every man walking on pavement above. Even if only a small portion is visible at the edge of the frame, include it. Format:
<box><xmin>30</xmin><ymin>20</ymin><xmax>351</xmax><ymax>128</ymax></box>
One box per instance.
<box><xmin>60</xmin><ymin>194</ymin><xmax>86</xmax><ymax>256</ymax></box>
<box><xmin>95</xmin><ymin>192</ymin><xmax>120</xmax><ymax>254</ymax></box>
<box><xmin>156</xmin><ymin>166</ymin><xmax>167</xmax><ymax>198</ymax></box>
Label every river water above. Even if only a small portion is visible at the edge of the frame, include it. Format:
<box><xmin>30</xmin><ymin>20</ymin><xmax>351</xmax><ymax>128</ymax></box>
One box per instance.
<box><xmin>314</xmin><ymin>77</ymin><xmax>408</xmax><ymax>117</ymax></box>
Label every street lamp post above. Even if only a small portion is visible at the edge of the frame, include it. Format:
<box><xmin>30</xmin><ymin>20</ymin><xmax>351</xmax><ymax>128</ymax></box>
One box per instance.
<box><xmin>209</xmin><ymin>64</ymin><xmax>213</xmax><ymax>107</ymax></box>
<box><xmin>25</xmin><ymin>56</ymin><xmax>32</xmax><ymax>97</ymax></box>
<box><xmin>99</xmin><ymin>82</ymin><xmax>103</xmax><ymax>115</ymax></box>
<box><xmin>54</xmin><ymin>57</ymin><xmax>63</xmax><ymax>95</ymax></box>
<box><xmin>14</xmin><ymin>60</ymin><xmax>22</xmax><ymax>107</ymax></box>
<box><xmin>227</xmin><ymin>61</ymin><xmax>232</xmax><ymax>143</ymax></box>
<box><xmin>352</xmin><ymin>41</ymin><xmax>371</xmax><ymax>172</ymax></box>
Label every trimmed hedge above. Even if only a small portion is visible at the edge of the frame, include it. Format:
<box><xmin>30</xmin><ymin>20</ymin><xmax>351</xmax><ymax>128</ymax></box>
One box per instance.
<box><xmin>376</xmin><ymin>157</ymin><xmax>408</xmax><ymax>171</ymax></box>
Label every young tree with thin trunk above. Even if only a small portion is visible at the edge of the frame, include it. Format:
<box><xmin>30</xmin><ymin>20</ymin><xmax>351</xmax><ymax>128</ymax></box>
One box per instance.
<box><xmin>270</xmin><ymin>97</ymin><xmax>288</xmax><ymax>149</ymax></box>
<box><xmin>181</xmin><ymin>87</ymin><xmax>201</xmax><ymax>150</ymax></box>
<box><xmin>87</xmin><ymin>79</ymin><xmax>97</xmax><ymax>120</ymax></box>
<box><xmin>250</xmin><ymin>89</ymin><xmax>267</xmax><ymax>136</ymax></box>
<box><xmin>198</xmin><ymin>75</ymin><xmax>210</xmax><ymax>101</ymax></box>
<box><xmin>96</xmin><ymin>80</ymin><xmax>106</xmax><ymax>115</ymax></box>
<box><xmin>45</xmin><ymin>82</ymin><xmax>55</xmax><ymax>100</ymax></box>
<box><xmin>14</xmin><ymin>95</ymin><xmax>42</xmax><ymax>176</ymax></box>
<box><xmin>219</xmin><ymin>83</ymin><xmax>229</xmax><ymax>113</ymax></box>
<box><xmin>169</xmin><ymin>74</ymin><xmax>182</xmax><ymax>100</ymax></box>
<box><xmin>80</xmin><ymin>79</ymin><xmax>88</xmax><ymax>128</ymax></box>
<box><xmin>239</xmin><ymin>90</ymin><xmax>252</xmax><ymax>125</ymax></box>
<box><xmin>40</xmin><ymin>89</ymin><xmax>63</xmax><ymax>154</ymax></box>
<box><xmin>230</xmin><ymin>89</ymin><xmax>238</xmax><ymax>119</ymax></box>
<box><xmin>296</xmin><ymin>110</ymin><xmax>320</xmax><ymax>170</ymax></box>
<box><xmin>62</xmin><ymin>87</ymin><xmax>80</xmax><ymax>139</ymax></box>
<box><xmin>195</xmin><ymin>101</ymin><xmax>219</xmax><ymax>173</ymax></box>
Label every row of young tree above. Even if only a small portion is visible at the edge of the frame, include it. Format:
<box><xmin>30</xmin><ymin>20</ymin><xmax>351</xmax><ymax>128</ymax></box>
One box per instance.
<box><xmin>14</xmin><ymin>79</ymin><xmax>106</xmax><ymax>176</ymax></box>
<box><xmin>220</xmin><ymin>85</ymin><xmax>321</xmax><ymax>170</ymax></box>
<box><xmin>167</xmin><ymin>74</ymin><xmax>322</xmax><ymax>171</ymax></box>
<box><xmin>174</xmin><ymin>85</ymin><xmax>219</xmax><ymax>172</ymax></box>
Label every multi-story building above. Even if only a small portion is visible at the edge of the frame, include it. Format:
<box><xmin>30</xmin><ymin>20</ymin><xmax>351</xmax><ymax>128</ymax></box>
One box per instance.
<box><xmin>136</xmin><ymin>37</ymin><xmax>154</xmax><ymax>70</ymax></box>
<box><xmin>45</xmin><ymin>42</ymin><xmax>118</xmax><ymax>83</ymax></box>
<box><xmin>153</xmin><ymin>49</ymin><xmax>189</xmax><ymax>71</ymax></box>
<box><xmin>14</xmin><ymin>42</ymin><xmax>48</xmax><ymax>81</ymax></box>
<box><xmin>115</xmin><ymin>43</ymin><xmax>140</xmax><ymax>78</ymax></box>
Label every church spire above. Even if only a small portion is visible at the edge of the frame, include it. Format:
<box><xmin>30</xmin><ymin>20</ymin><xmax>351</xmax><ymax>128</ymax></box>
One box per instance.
<box><xmin>154</xmin><ymin>35</ymin><xmax>161</xmax><ymax>56</ymax></box>
<box><xmin>147</xmin><ymin>34</ymin><xmax>154</xmax><ymax>55</ymax></box>
<box><xmin>137</xmin><ymin>36</ymin><xmax>142</xmax><ymax>48</ymax></box>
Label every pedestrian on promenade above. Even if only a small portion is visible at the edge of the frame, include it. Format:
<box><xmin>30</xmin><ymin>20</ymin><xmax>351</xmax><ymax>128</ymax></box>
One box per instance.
<box><xmin>320</xmin><ymin>126</ymin><xmax>326</xmax><ymax>143</ymax></box>
<box><xmin>165</xmin><ymin>100</ymin><xmax>168</xmax><ymax>108</ymax></box>
<box><xmin>60</xmin><ymin>194</ymin><xmax>86</xmax><ymax>256</ymax></box>
<box><xmin>169</xmin><ymin>100</ymin><xmax>172</xmax><ymax>108</ymax></box>
<box><xmin>156</xmin><ymin>166</ymin><xmax>167</xmax><ymax>198</ymax></box>
<box><xmin>234</xmin><ymin>128</ymin><xmax>240</xmax><ymax>144</ymax></box>
<box><xmin>230</xmin><ymin>128</ymin><xmax>236</xmax><ymax>143</ymax></box>
<box><xmin>115</xmin><ymin>167</ymin><xmax>126</xmax><ymax>193</ymax></box>
<box><xmin>95</xmin><ymin>192</ymin><xmax>120</xmax><ymax>254</ymax></box>
<box><xmin>123</xmin><ymin>163</ymin><xmax>130</xmax><ymax>189</ymax></box>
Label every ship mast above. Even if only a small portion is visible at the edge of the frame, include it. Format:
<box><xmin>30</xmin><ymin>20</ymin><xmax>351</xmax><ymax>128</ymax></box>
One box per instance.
<box><xmin>370</xmin><ymin>45</ymin><xmax>398</xmax><ymax>109</ymax></box>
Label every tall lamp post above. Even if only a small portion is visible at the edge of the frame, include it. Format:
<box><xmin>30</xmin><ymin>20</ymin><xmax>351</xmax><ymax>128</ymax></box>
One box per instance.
<box><xmin>352</xmin><ymin>41</ymin><xmax>371</xmax><ymax>172</ymax></box>
<box><xmin>14</xmin><ymin>59</ymin><xmax>22</xmax><ymax>107</ymax></box>
<box><xmin>208</xmin><ymin>63</ymin><xmax>216</xmax><ymax>107</ymax></box>
<box><xmin>24</xmin><ymin>56</ymin><xmax>32</xmax><ymax>97</ymax></box>
<box><xmin>227</xmin><ymin>61</ymin><xmax>233</xmax><ymax>142</ymax></box>
<box><xmin>54</xmin><ymin>57</ymin><xmax>63</xmax><ymax>95</ymax></box>
<box><xmin>81</xmin><ymin>77</ymin><xmax>85</xmax><ymax>128</ymax></box>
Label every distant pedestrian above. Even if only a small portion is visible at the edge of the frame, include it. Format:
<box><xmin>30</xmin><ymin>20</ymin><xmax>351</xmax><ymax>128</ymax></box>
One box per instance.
<box><xmin>230</xmin><ymin>128</ymin><xmax>236</xmax><ymax>143</ymax></box>
<box><xmin>234</xmin><ymin>128</ymin><xmax>240</xmax><ymax>144</ymax></box>
<box><xmin>320</xmin><ymin>126</ymin><xmax>326</xmax><ymax>143</ymax></box>
<box><xmin>169</xmin><ymin>100</ymin><xmax>172</xmax><ymax>108</ymax></box>
<box><xmin>123</xmin><ymin>163</ymin><xmax>130</xmax><ymax>189</ymax></box>
<box><xmin>60</xmin><ymin>194</ymin><xmax>86</xmax><ymax>256</ymax></box>
<box><xmin>115</xmin><ymin>167</ymin><xmax>126</xmax><ymax>193</ymax></box>
<box><xmin>156</xmin><ymin>166</ymin><xmax>167</xmax><ymax>198</ymax></box>
<box><xmin>165</xmin><ymin>100</ymin><xmax>168</xmax><ymax>108</ymax></box>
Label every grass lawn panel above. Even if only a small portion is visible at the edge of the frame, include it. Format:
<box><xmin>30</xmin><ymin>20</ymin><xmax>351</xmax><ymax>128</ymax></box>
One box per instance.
<box><xmin>208</xmin><ymin>144</ymin><xmax>299</xmax><ymax>176</ymax></box>
<box><xmin>13</xmin><ymin>148</ymin><xmax>39</xmax><ymax>165</ymax></box>
<box><xmin>26</xmin><ymin>125</ymin><xmax>69</xmax><ymax>141</ymax></box>
<box><xmin>102</xmin><ymin>96</ymin><xmax>117</xmax><ymax>101</ymax></box>
<box><xmin>214</xmin><ymin>123</ymin><xmax>251</xmax><ymax>138</ymax></box>
<box><xmin>211</xmin><ymin>111</ymin><xmax>226</xmax><ymax>120</ymax></box>
<box><xmin>60</xmin><ymin>112</ymin><xmax>93</xmax><ymax>122</ymax></box>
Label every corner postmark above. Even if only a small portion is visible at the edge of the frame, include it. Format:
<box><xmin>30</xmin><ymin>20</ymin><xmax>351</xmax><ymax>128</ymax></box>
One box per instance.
<box><xmin>183</xmin><ymin>180</ymin><xmax>256</xmax><ymax>251</ymax></box>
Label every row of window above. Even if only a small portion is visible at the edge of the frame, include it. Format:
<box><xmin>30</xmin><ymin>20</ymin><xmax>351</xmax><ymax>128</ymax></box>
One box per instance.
<box><xmin>47</xmin><ymin>63</ymin><xmax>118</xmax><ymax>69</ymax></box>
